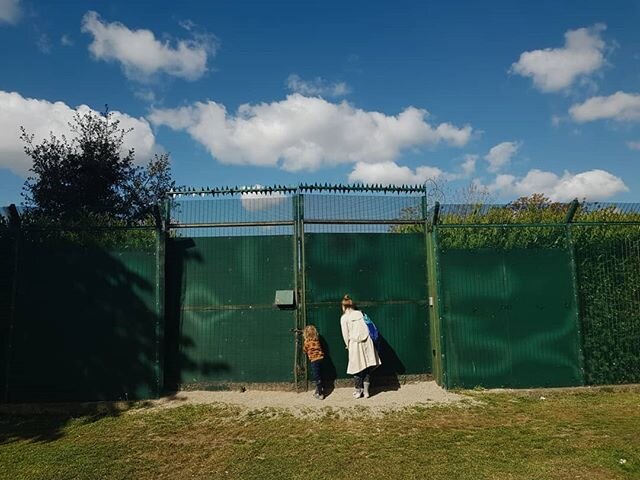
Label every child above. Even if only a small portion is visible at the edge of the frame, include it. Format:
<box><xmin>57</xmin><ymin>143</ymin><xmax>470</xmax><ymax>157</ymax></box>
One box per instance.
<box><xmin>302</xmin><ymin>325</ymin><xmax>325</xmax><ymax>400</ymax></box>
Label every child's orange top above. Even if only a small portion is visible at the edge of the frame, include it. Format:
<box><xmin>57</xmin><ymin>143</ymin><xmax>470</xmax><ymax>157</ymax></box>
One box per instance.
<box><xmin>303</xmin><ymin>338</ymin><xmax>324</xmax><ymax>362</ymax></box>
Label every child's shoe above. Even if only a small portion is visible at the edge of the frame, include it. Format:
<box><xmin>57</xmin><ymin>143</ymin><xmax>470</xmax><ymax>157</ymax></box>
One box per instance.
<box><xmin>313</xmin><ymin>391</ymin><xmax>324</xmax><ymax>400</ymax></box>
<box><xmin>352</xmin><ymin>388</ymin><xmax>363</xmax><ymax>399</ymax></box>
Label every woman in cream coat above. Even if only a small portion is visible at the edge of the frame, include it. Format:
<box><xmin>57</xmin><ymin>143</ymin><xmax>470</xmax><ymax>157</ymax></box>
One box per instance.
<box><xmin>340</xmin><ymin>294</ymin><xmax>381</xmax><ymax>398</ymax></box>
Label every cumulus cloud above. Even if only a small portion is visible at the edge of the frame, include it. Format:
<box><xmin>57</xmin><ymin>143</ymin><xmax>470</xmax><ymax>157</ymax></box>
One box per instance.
<box><xmin>0</xmin><ymin>90</ymin><xmax>158</xmax><ymax>176</ymax></box>
<box><xmin>627</xmin><ymin>140</ymin><xmax>640</xmax><ymax>151</ymax></box>
<box><xmin>286</xmin><ymin>74</ymin><xmax>350</xmax><ymax>97</ymax></box>
<box><xmin>240</xmin><ymin>185</ymin><xmax>287</xmax><ymax>212</ymax></box>
<box><xmin>569</xmin><ymin>91</ymin><xmax>640</xmax><ymax>122</ymax></box>
<box><xmin>348</xmin><ymin>153</ymin><xmax>480</xmax><ymax>185</ymax></box>
<box><xmin>479</xmin><ymin>168</ymin><xmax>627</xmax><ymax>201</ymax></box>
<box><xmin>461</xmin><ymin>154</ymin><xmax>478</xmax><ymax>176</ymax></box>
<box><xmin>484</xmin><ymin>141</ymin><xmax>520</xmax><ymax>173</ymax></box>
<box><xmin>348</xmin><ymin>161</ymin><xmax>447</xmax><ymax>185</ymax></box>
<box><xmin>81</xmin><ymin>11</ymin><xmax>216</xmax><ymax>81</ymax></box>
<box><xmin>0</xmin><ymin>0</ymin><xmax>21</xmax><ymax>24</ymax></box>
<box><xmin>510</xmin><ymin>24</ymin><xmax>607</xmax><ymax>92</ymax></box>
<box><xmin>149</xmin><ymin>94</ymin><xmax>473</xmax><ymax>172</ymax></box>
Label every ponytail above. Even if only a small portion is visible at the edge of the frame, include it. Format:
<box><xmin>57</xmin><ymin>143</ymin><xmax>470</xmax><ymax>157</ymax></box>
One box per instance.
<box><xmin>341</xmin><ymin>294</ymin><xmax>355</xmax><ymax>310</ymax></box>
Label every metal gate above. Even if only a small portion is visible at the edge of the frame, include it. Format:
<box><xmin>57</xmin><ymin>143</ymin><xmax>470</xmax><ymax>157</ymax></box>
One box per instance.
<box><xmin>300</xmin><ymin>189</ymin><xmax>432</xmax><ymax>386</ymax></box>
<box><xmin>165</xmin><ymin>188</ymin><xmax>298</xmax><ymax>389</ymax></box>
<box><xmin>165</xmin><ymin>185</ymin><xmax>433</xmax><ymax>390</ymax></box>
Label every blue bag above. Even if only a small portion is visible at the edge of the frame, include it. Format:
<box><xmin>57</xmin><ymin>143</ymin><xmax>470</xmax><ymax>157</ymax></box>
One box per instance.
<box><xmin>363</xmin><ymin>313</ymin><xmax>380</xmax><ymax>346</ymax></box>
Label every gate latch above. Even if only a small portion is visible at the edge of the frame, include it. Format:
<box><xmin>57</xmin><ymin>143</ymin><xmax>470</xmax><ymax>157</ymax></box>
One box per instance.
<box><xmin>274</xmin><ymin>290</ymin><xmax>296</xmax><ymax>309</ymax></box>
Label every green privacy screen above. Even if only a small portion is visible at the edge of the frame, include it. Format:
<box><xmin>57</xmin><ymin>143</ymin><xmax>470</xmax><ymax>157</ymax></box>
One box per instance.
<box><xmin>572</xmin><ymin>225</ymin><xmax>640</xmax><ymax>385</ymax></box>
<box><xmin>6</xmin><ymin>234</ymin><xmax>161</xmax><ymax>402</ymax></box>
<box><xmin>437</xmin><ymin>248</ymin><xmax>583</xmax><ymax>389</ymax></box>
<box><xmin>166</xmin><ymin>235</ymin><xmax>295</xmax><ymax>387</ymax></box>
<box><xmin>0</xmin><ymin>231</ymin><xmax>13</xmax><ymax>398</ymax></box>
<box><xmin>304</xmin><ymin>233</ymin><xmax>430</xmax><ymax>381</ymax></box>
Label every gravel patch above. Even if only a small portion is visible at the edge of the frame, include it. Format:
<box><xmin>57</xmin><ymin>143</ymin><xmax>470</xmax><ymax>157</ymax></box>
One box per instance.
<box><xmin>139</xmin><ymin>381</ymin><xmax>471</xmax><ymax>417</ymax></box>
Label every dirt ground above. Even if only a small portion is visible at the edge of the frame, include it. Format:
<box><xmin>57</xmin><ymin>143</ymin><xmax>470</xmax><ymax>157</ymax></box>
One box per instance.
<box><xmin>0</xmin><ymin>381</ymin><xmax>471</xmax><ymax>418</ymax></box>
<box><xmin>141</xmin><ymin>381</ymin><xmax>470</xmax><ymax>417</ymax></box>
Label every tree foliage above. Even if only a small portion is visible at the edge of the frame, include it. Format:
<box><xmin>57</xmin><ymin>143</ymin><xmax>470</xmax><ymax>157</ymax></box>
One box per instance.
<box><xmin>20</xmin><ymin>108</ymin><xmax>175</xmax><ymax>226</ymax></box>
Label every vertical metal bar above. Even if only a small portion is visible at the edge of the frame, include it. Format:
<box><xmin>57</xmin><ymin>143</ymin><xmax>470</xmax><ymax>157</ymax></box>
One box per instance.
<box><xmin>566</xmin><ymin>223</ymin><xmax>586</xmax><ymax>385</ymax></box>
<box><xmin>432</xmin><ymin>225</ymin><xmax>448</xmax><ymax>388</ymax></box>
<box><xmin>564</xmin><ymin>198</ymin><xmax>579</xmax><ymax>224</ymax></box>
<box><xmin>298</xmin><ymin>192</ymin><xmax>307</xmax><ymax>391</ymax></box>
<box><xmin>4</xmin><ymin>205</ymin><xmax>20</xmax><ymax>403</ymax></box>
<box><xmin>292</xmin><ymin>192</ymin><xmax>305</xmax><ymax>391</ymax></box>
<box><xmin>421</xmin><ymin>190</ymin><xmax>433</xmax><ymax>375</ymax></box>
<box><xmin>154</xmin><ymin>202</ymin><xmax>167</xmax><ymax>397</ymax></box>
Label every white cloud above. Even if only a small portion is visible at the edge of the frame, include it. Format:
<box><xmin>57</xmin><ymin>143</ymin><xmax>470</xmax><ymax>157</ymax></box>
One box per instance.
<box><xmin>36</xmin><ymin>33</ymin><xmax>52</xmax><ymax>54</ymax></box>
<box><xmin>348</xmin><ymin>161</ymin><xmax>447</xmax><ymax>185</ymax></box>
<box><xmin>81</xmin><ymin>11</ymin><xmax>216</xmax><ymax>81</ymax></box>
<box><xmin>240</xmin><ymin>185</ymin><xmax>287</xmax><ymax>211</ymax></box>
<box><xmin>461</xmin><ymin>154</ymin><xmax>478</xmax><ymax>176</ymax></box>
<box><xmin>569</xmin><ymin>91</ymin><xmax>640</xmax><ymax>122</ymax></box>
<box><xmin>510</xmin><ymin>24</ymin><xmax>607</xmax><ymax>92</ymax></box>
<box><xmin>286</xmin><ymin>74</ymin><xmax>350</xmax><ymax>98</ymax></box>
<box><xmin>0</xmin><ymin>90</ymin><xmax>158</xmax><ymax>176</ymax></box>
<box><xmin>149</xmin><ymin>94</ymin><xmax>473</xmax><ymax>172</ymax></box>
<box><xmin>484</xmin><ymin>141</ymin><xmax>520</xmax><ymax>173</ymax></box>
<box><xmin>60</xmin><ymin>34</ymin><xmax>73</xmax><ymax>47</ymax></box>
<box><xmin>0</xmin><ymin>0</ymin><xmax>21</xmax><ymax>24</ymax></box>
<box><xmin>627</xmin><ymin>140</ymin><xmax>640</xmax><ymax>151</ymax></box>
<box><xmin>480</xmin><ymin>168</ymin><xmax>627</xmax><ymax>201</ymax></box>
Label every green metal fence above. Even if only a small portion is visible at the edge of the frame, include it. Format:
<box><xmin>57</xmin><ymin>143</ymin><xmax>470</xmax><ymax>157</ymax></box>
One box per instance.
<box><xmin>1</xmin><ymin>213</ymin><xmax>164</xmax><ymax>403</ymax></box>
<box><xmin>0</xmin><ymin>219</ymin><xmax>15</xmax><ymax>399</ymax></box>
<box><xmin>301</xmin><ymin>191</ymin><xmax>431</xmax><ymax>386</ymax></box>
<box><xmin>433</xmin><ymin>226</ymin><xmax>583</xmax><ymax>389</ymax></box>
<box><xmin>164</xmin><ymin>185</ymin><xmax>432</xmax><ymax>390</ymax></box>
<box><xmin>429</xmin><ymin>201</ymin><xmax>640</xmax><ymax>388</ymax></box>
<box><xmin>1</xmin><ymin>189</ymin><xmax>639</xmax><ymax>402</ymax></box>
<box><xmin>165</xmin><ymin>189</ymin><xmax>299</xmax><ymax>390</ymax></box>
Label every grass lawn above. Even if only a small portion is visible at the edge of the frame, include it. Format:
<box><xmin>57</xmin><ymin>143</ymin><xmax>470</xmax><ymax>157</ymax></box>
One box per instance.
<box><xmin>0</xmin><ymin>387</ymin><xmax>639</xmax><ymax>479</ymax></box>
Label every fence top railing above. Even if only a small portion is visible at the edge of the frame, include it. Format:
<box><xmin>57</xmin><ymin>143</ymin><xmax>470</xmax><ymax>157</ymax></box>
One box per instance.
<box><xmin>5</xmin><ymin>184</ymin><xmax>640</xmax><ymax>229</ymax></box>
<box><xmin>168</xmin><ymin>183</ymin><xmax>427</xmax><ymax>198</ymax></box>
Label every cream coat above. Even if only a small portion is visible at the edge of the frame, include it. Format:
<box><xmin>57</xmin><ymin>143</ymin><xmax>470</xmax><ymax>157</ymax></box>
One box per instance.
<box><xmin>340</xmin><ymin>309</ymin><xmax>381</xmax><ymax>375</ymax></box>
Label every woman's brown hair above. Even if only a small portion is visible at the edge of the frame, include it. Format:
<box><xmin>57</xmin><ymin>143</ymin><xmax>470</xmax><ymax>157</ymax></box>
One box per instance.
<box><xmin>341</xmin><ymin>294</ymin><xmax>355</xmax><ymax>310</ymax></box>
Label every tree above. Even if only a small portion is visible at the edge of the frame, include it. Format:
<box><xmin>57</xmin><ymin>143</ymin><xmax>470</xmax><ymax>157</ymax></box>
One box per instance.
<box><xmin>20</xmin><ymin>108</ymin><xmax>175</xmax><ymax>225</ymax></box>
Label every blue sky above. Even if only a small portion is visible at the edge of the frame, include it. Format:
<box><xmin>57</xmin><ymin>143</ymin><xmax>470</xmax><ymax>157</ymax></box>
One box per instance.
<box><xmin>1</xmin><ymin>0</ymin><xmax>639</xmax><ymax>205</ymax></box>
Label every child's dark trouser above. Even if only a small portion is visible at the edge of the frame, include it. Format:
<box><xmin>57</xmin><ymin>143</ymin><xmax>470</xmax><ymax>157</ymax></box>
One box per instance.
<box><xmin>310</xmin><ymin>359</ymin><xmax>323</xmax><ymax>394</ymax></box>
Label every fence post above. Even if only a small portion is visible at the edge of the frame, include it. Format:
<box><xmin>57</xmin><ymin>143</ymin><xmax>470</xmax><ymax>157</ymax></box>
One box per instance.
<box><xmin>565</xmin><ymin>199</ymin><xmax>586</xmax><ymax>385</ymax></box>
<box><xmin>430</xmin><ymin>202</ymin><xmax>448</xmax><ymax>387</ymax></box>
<box><xmin>293</xmin><ymin>189</ymin><xmax>307</xmax><ymax>391</ymax></box>
<box><xmin>4</xmin><ymin>205</ymin><xmax>20</xmax><ymax>403</ymax></box>
<box><xmin>153</xmin><ymin>203</ymin><xmax>167</xmax><ymax>398</ymax></box>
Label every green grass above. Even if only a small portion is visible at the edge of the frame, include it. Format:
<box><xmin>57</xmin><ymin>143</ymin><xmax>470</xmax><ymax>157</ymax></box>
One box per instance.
<box><xmin>1</xmin><ymin>388</ymin><xmax>639</xmax><ymax>479</ymax></box>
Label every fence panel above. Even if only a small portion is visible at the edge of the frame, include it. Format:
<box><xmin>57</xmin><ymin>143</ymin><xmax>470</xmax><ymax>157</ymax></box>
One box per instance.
<box><xmin>6</xmin><ymin>229</ymin><xmax>161</xmax><ymax>402</ymax></box>
<box><xmin>303</xmin><ymin>191</ymin><xmax>431</xmax><ymax>385</ymax></box>
<box><xmin>436</xmin><ymin>225</ymin><xmax>583</xmax><ymax>389</ymax></box>
<box><xmin>166</xmin><ymin>234</ymin><xmax>296</xmax><ymax>387</ymax></box>
<box><xmin>0</xmin><ymin>228</ymin><xmax>14</xmax><ymax>399</ymax></box>
<box><xmin>572</xmin><ymin>224</ymin><xmax>640</xmax><ymax>384</ymax></box>
<box><xmin>165</xmin><ymin>192</ymin><xmax>297</xmax><ymax>389</ymax></box>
